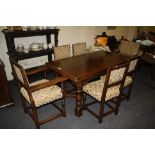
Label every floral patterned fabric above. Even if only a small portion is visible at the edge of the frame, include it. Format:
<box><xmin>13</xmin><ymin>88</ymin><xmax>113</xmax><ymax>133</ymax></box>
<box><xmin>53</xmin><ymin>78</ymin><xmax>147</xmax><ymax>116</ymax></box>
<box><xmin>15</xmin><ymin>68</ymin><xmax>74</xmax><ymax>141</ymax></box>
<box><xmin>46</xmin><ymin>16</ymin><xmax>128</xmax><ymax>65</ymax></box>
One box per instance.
<box><xmin>109</xmin><ymin>68</ymin><xmax>126</xmax><ymax>84</ymax></box>
<box><xmin>128</xmin><ymin>59</ymin><xmax>138</xmax><ymax>72</ymax></box>
<box><xmin>101</xmin><ymin>75</ymin><xmax>132</xmax><ymax>88</ymax></box>
<box><xmin>120</xmin><ymin>41</ymin><xmax>140</xmax><ymax>56</ymax></box>
<box><xmin>83</xmin><ymin>79</ymin><xmax>120</xmax><ymax>102</ymax></box>
<box><xmin>54</xmin><ymin>45</ymin><xmax>70</xmax><ymax>60</ymax></box>
<box><xmin>100</xmin><ymin>68</ymin><xmax>126</xmax><ymax>84</ymax></box>
<box><xmin>72</xmin><ymin>42</ymin><xmax>87</xmax><ymax>56</ymax></box>
<box><xmin>20</xmin><ymin>79</ymin><xmax>62</xmax><ymax>107</ymax></box>
<box><xmin>124</xmin><ymin>76</ymin><xmax>132</xmax><ymax>87</ymax></box>
<box><xmin>13</xmin><ymin>64</ymin><xmax>29</xmax><ymax>84</ymax></box>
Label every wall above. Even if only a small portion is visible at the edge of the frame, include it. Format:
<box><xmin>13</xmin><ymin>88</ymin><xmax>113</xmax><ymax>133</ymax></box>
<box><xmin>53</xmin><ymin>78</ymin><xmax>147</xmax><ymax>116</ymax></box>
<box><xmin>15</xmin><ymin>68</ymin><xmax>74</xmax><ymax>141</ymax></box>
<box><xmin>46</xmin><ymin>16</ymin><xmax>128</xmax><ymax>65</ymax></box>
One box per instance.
<box><xmin>0</xmin><ymin>26</ymin><xmax>138</xmax><ymax>80</ymax></box>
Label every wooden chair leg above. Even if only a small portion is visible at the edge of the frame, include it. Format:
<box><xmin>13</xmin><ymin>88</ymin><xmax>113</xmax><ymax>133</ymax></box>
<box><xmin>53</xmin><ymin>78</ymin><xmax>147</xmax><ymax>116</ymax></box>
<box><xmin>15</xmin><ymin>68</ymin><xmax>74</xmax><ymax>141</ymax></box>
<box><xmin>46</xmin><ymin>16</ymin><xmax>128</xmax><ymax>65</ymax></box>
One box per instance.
<box><xmin>98</xmin><ymin>102</ymin><xmax>104</xmax><ymax>123</ymax></box>
<box><xmin>20</xmin><ymin>95</ymin><xmax>28</xmax><ymax>113</ymax></box>
<box><xmin>61</xmin><ymin>99</ymin><xmax>66</xmax><ymax>117</ymax></box>
<box><xmin>115</xmin><ymin>98</ymin><xmax>120</xmax><ymax>115</ymax></box>
<box><xmin>32</xmin><ymin>106</ymin><xmax>40</xmax><ymax>129</ymax></box>
<box><xmin>61</xmin><ymin>83</ymin><xmax>66</xmax><ymax>117</ymax></box>
<box><xmin>127</xmin><ymin>84</ymin><xmax>133</xmax><ymax>101</ymax></box>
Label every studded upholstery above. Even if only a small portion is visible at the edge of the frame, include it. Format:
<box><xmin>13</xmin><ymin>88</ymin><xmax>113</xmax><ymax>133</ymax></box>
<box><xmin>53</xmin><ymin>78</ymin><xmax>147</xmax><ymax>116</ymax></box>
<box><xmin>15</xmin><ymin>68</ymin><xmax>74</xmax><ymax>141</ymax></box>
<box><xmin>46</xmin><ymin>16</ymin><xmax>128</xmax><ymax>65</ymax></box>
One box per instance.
<box><xmin>53</xmin><ymin>45</ymin><xmax>70</xmax><ymax>60</ymax></box>
<box><xmin>20</xmin><ymin>79</ymin><xmax>63</xmax><ymax>107</ymax></box>
<box><xmin>119</xmin><ymin>41</ymin><xmax>140</xmax><ymax>56</ymax></box>
<box><xmin>72</xmin><ymin>42</ymin><xmax>87</xmax><ymax>56</ymax></box>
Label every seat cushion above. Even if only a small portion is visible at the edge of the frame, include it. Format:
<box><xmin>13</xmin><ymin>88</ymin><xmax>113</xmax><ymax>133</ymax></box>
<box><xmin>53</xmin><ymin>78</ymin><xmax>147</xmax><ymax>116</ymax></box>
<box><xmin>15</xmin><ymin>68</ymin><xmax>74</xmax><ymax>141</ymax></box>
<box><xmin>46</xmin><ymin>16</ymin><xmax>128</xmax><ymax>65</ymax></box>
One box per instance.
<box><xmin>124</xmin><ymin>76</ymin><xmax>132</xmax><ymax>87</ymax></box>
<box><xmin>83</xmin><ymin>79</ymin><xmax>120</xmax><ymax>102</ymax></box>
<box><xmin>20</xmin><ymin>79</ymin><xmax>63</xmax><ymax>107</ymax></box>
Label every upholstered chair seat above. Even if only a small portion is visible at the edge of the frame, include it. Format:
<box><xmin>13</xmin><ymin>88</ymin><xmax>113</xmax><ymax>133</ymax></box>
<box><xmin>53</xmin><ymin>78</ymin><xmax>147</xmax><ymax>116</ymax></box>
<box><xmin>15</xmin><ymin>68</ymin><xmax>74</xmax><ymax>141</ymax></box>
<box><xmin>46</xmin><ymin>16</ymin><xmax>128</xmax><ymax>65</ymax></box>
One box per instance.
<box><xmin>20</xmin><ymin>79</ymin><xmax>63</xmax><ymax>107</ymax></box>
<box><xmin>83</xmin><ymin>79</ymin><xmax>120</xmax><ymax>102</ymax></box>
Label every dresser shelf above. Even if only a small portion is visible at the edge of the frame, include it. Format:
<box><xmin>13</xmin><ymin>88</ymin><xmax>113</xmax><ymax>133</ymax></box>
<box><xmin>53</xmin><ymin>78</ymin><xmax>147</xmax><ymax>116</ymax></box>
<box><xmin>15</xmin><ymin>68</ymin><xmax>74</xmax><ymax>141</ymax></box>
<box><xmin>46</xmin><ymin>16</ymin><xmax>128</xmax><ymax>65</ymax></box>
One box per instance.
<box><xmin>2</xmin><ymin>28</ymin><xmax>60</xmax><ymax>62</ymax></box>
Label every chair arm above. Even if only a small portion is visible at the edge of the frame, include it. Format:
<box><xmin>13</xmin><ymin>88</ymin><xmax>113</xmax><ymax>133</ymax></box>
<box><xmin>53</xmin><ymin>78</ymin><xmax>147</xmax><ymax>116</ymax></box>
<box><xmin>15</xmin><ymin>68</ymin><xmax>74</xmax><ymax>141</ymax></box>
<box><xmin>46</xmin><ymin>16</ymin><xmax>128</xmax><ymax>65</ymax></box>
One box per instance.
<box><xmin>26</xmin><ymin>64</ymin><xmax>50</xmax><ymax>76</ymax></box>
<box><xmin>30</xmin><ymin>77</ymin><xmax>68</xmax><ymax>92</ymax></box>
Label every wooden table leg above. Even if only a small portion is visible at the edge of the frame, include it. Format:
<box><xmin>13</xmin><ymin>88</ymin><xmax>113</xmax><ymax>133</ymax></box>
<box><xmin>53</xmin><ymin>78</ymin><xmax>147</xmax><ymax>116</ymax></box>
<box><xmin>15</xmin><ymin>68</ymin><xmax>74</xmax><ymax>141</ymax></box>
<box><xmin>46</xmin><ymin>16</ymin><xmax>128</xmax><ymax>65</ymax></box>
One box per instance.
<box><xmin>75</xmin><ymin>82</ymin><xmax>83</xmax><ymax>117</ymax></box>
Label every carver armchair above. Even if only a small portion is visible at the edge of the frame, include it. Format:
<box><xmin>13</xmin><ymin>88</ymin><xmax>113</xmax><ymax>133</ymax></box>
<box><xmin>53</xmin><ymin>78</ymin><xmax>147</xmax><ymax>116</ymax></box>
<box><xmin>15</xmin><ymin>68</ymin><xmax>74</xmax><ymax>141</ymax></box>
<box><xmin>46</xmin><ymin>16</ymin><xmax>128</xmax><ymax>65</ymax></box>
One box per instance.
<box><xmin>10</xmin><ymin>58</ymin><xmax>67</xmax><ymax>128</ymax></box>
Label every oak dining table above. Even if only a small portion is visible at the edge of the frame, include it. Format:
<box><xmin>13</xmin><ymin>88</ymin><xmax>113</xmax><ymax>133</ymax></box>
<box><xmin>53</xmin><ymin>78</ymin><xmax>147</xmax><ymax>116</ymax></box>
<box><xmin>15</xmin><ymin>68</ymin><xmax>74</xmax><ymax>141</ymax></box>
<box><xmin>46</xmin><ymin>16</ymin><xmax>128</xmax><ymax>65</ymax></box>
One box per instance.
<box><xmin>48</xmin><ymin>51</ymin><xmax>129</xmax><ymax>117</ymax></box>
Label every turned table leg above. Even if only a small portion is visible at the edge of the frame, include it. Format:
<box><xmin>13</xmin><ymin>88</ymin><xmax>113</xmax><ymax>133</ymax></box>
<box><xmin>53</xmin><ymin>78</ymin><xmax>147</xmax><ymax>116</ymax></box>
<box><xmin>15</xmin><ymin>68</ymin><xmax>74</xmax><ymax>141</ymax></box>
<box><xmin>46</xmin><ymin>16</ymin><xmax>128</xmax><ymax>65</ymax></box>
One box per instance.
<box><xmin>75</xmin><ymin>82</ymin><xmax>83</xmax><ymax>117</ymax></box>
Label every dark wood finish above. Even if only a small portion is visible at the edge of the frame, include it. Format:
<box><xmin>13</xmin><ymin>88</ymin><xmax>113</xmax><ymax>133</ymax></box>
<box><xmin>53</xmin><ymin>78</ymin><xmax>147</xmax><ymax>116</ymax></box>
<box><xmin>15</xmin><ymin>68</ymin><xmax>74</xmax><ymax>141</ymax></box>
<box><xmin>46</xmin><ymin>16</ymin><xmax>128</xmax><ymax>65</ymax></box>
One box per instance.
<box><xmin>2</xmin><ymin>28</ymin><xmax>60</xmax><ymax>62</ymax></box>
<box><xmin>0</xmin><ymin>59</ymin><xmax>14</xmax><ymax>108</ymax></box>
<box><xmin>10</xmin><ymin>58</ymin><xmax>67</xmax><ymax>128</ymax></box>
<box><xmin>7</xmin><ymin>49</ymin><xmax>52</xmax><ymax>61</ymax></box>
<box><xmin>48</xmin><ymin>51</ymin><xmax>129</xmax><ymax>116</ymax></box>
<box><xmin>83</xmin><ymin>62</ymin><xmax>129</xmax><ymax>123</ymax></box>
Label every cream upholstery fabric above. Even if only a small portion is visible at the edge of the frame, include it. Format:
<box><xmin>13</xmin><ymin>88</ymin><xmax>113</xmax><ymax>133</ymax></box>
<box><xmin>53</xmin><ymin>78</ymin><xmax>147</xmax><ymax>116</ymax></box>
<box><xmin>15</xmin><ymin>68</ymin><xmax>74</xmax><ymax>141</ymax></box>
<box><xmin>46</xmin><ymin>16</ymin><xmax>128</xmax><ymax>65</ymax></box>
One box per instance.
<box><xmin>84</xmin><ymin>66</ymin><xmax>127</xmax><ymax>102</ymax></box>
<box><xmin>120</xmin><ymin>41</ymin><xmax>140</xmax><ymax>56</ymax></box>
<box><xmin>128</xmin><ymin>59</ymin><xmax>138</xmax><ymax>72</ymax></box>
<box><xmin>124</xmin><ymin>76</ymin><xmax>132</xmax><ymax>87</ymax></box>
<box><xmin>87</xmin><ymin>46</ymin><xmax>111</xmax><ymax>53</ymax></box>
<box><xmin>14</xmin><ymin>65</ymin><xmax>24</xmax><ymax>83</ymax></box>
<box><xmin>13</xmin><ymin>64</ymin><xmax>29</xmax><ymax>84</ymax></box>
<box><xmin>101</xmin><ymin>75</ymin><xmax>132</xmax><ymax>88</ymax></box>
<box><xmin>100</xmin><ymin>68</ymin><xmax>125</xmax><ymax>84</ymax></box>
<box><xmin>83</xmin><ymin>79</ymin><xmax>120</xmax><ymax>102</ymax></box>
<box><xmin>20</xmin><ymin>79</ymin><xmax>62</xmax><ymax>107</ymax></box>
<box><xmin>109</xmin><ymin>68</ymin><xmax>126</xmax><ymax>84</ymax></box>
<box><xmin>72</xmin><ymin>42</ymin><xmax>86</xmax><ymax>56</ymax></box>
<box><xmin>54</xmin><ymin>45</ymin><xmax>70</xmax><ymax>60</ymax></box>
<box><xmin>100</xmin><ymin>75</ymin><xmax>106</xmax><ymax>80</ymax></box>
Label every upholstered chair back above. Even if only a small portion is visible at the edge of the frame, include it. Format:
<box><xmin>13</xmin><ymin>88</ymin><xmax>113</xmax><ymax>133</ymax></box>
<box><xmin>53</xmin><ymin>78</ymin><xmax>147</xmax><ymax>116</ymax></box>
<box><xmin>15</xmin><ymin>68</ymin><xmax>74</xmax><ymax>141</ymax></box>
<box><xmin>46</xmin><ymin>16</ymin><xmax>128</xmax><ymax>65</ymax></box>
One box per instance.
<box><xmin>101</xmin><ymin>62</ymin><xmax>129</xmax><ymax>101</ymax></box>
<box><xmin>10</xmin><ymin>58</ymin><xmax>29</xmax><ymax>86</ymax></box>
<box><xmin>72</xmin><ymin>42</ymin><xmax>87</xmax><ymax>56</ymax></box>
<box><xmin>120</xmin><ymin>41</ymin><xmax>140</xmax><ymax>56</ymax></box>
<box><xmin>53</xmin><ymin>45</ymin><xmax>70</xmax><ymax>60</ymax></box>
<box><xmin>128</xmin><ymin>56</ymin><xmax>139</xmax><ymax>73</ymax></box>
<box><xmin>109</xmin><ymin>67</ymin><xmax>126</xmax><ymax>84</ymax></box>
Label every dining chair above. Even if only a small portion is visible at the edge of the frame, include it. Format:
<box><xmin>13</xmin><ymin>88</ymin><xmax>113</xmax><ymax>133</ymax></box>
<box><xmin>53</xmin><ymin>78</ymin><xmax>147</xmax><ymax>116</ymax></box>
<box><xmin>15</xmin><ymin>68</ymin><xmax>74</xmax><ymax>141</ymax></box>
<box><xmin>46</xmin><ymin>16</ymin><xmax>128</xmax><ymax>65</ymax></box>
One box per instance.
<box><xmin>72</xmin><ymin>42</ymin><xmax>87</xmax><ymax>56</ymax></box>
<box><xmin>53</xmin><ymin>44</ymin><xmax>71</xmax><ymax>60</ymax></box>
<box><xmin>10</xmin><ymin>58</ymin><xmax>67</xmax><ymax>129</ymax></box>
<box><xmin>82</xmin><ymin>62</ymin><xmax>129</xmax><ymax>123</ymax></box>
<box><xmin>100</xmin><ymin>56</ymin><xmax>140</xmax><ymax>101</ymax></box>
<box><xmin>119</xmin><ymin>40</ymin><xmax>140</xmax><ymax>56</ymax></box>
<box><xmin>122</xmin><ymin>55</ymin><xmax>140</xmax><ymax>100</ymax></box>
